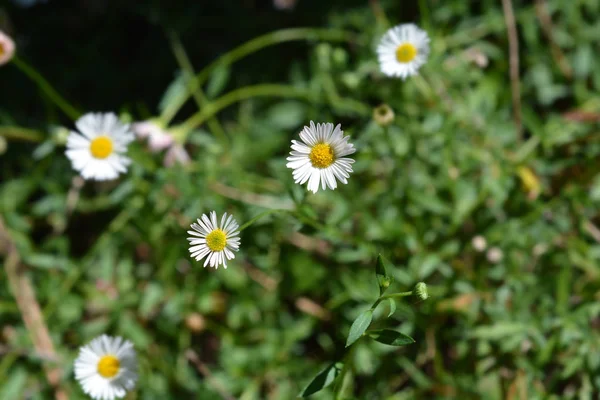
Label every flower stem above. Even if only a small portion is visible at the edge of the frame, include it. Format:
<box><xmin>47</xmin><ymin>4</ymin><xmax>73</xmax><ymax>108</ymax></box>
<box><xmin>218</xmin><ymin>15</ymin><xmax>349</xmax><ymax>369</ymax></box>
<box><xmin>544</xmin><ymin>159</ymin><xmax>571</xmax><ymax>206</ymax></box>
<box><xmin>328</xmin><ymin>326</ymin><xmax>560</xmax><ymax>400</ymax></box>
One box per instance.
<box><xmin>11</xmin><ymin>57</ymin><xmax>80</xmax><ymax>121</ymax></box>
<box><xmin>238</xmin><ymin>209</ymin><xmax>288</xmax><ymax>231</ymax></box>
<box><xmin>0</xmin><ymin>126</ymin><xmax>44</xmax><ymax>142</ymax></box>
<box><xmin>166</xmin><ymin>30</ymin><xmax>229</xmax><ymax>146</ymax></box>
<box><xmin>173</xmin><ymin>84</ymin><xmax>369</xmax><ymax>142</ymax></box>
<box><xmin>161</xmin><ymin>27</ymin><xmax>358</xmax><ymax>125</ymax></box>
<box><xmin>372</xmin><ymin>291</ymin><xmax>413</xmax><ymax>310</ymax></box>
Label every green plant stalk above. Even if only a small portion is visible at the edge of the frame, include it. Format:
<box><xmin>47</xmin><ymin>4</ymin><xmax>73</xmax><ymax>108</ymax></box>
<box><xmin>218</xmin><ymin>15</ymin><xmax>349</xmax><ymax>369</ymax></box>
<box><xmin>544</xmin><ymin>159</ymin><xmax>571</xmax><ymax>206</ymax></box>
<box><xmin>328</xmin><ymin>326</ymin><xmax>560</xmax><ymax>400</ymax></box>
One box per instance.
<box><xmin>173</xmin><ymin>84</ymin><xmax>314</xmax><ymax>141</ymax></box>
<box><xmin>12</xmin><ymin>57</ymin><xmax>80</xmax><ymax>121</ymax></box>
<box><xmin>372</xmin><ymin>291</ymin><xmax>413</xmax><ymax>310</ymax></box>
<box><xmin>418</xmin><ymin>0</ymin><xmax>432</xmax><ymax>31</ymax></box>
<box><xmin>334</xmin><ymin>344</ymin><xmax>357</xmax><ymax>399</ymax></box>
<box><xmin>167</xmin><ymin>31</ymin><xmax>228</xmax><ymax>145</ymax></box>
<box><xmin>239</xmin><ymin>209</ymin><xmax>288</xmax><ymax>231</ymax></box>
<box><xmin>0</xmin><ymin>126</ymin><xmax>44</xmax><ymax>142</ymax></box>
<box><xmin>161</xmin><ymin>27</ymin><xmax>358</xmax><ymax>124</ymax></box>
<box><xmin>173</xmin><ymin>84</ymin><xmax>370</xmax><ymax>142</ymax></box>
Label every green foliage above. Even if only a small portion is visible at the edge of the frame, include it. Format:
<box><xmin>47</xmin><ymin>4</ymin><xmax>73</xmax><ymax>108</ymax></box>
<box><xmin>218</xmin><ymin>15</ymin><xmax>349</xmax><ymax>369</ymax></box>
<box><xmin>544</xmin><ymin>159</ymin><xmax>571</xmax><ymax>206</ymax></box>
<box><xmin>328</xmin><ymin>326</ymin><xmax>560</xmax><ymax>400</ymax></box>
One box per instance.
<box><xmin>346</xmin><ymin>309</ymin><xmax>373</xmax><ymax>348</ymax></box>
<box><xmin>1</xmin><ymin>0</ymin><xmax>600</xmax><ymax>399</ymax></box>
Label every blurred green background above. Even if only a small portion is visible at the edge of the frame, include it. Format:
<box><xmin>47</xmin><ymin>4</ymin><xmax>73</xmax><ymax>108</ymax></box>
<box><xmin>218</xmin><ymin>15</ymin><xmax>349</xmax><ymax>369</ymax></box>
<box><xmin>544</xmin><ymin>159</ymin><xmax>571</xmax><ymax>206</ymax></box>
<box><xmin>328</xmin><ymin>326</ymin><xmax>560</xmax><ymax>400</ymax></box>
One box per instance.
<box><xmin>2</xmin><ymin>0</ymin><xmax>600</xmax><ymax>399</ymax></box>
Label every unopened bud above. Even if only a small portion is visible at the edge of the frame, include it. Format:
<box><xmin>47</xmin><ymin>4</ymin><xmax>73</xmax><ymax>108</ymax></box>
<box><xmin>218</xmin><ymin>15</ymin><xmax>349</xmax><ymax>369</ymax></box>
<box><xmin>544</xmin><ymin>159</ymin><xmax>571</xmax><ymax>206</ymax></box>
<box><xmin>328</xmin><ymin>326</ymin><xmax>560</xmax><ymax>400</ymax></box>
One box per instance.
<box><xmin>414</xmin><ymin>282</ymin><xmax>428</xmax><ymax>301</ymax></box>
<box><xmin>373</xmin><ymin>104</ymin><xmax>395</xmax><ymax>127</ymax></box>
<box><xmin>472</xmin><ymin>235</ymin><xmax>487</xmax><ymax>252</ymax></box>
<box><xmin>185</xmin><ymin>313</ymin><xmax>206</xmax><ymax>333</ymax></box>
<box><xmin>486</xmin><ymin>247</ymin><xmax>504</xmax><ymax>263</ymax></box>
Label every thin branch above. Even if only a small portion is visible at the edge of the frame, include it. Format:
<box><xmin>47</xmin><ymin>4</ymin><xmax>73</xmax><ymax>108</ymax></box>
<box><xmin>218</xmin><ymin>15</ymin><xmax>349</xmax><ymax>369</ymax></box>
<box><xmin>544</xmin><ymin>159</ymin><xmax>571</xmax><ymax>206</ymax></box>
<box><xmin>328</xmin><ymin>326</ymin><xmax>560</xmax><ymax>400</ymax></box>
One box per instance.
<box><xmin>501</xmin><ymin>0</ymin><xmax>523</xmax><ymax>140</ymax></box>
<box><xmin>0</xmin><ymin>218</ymin><xmax>67</xmax><ymax>400</ymax></box>
<box><xmin>167</xmin><ymin>31</ymin><xmax>228</xmax><ymax>144</ymax></box>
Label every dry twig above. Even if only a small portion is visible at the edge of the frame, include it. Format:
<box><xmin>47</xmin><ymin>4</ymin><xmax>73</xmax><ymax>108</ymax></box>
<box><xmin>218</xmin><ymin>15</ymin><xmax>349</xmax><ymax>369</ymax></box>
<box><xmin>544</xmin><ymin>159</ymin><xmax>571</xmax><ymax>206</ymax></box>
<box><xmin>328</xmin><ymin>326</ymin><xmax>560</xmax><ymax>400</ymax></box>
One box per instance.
<box><xmin>0</xmin><ymin>218</ymin><xmax>67</xmax><ymax>400</ymax></box>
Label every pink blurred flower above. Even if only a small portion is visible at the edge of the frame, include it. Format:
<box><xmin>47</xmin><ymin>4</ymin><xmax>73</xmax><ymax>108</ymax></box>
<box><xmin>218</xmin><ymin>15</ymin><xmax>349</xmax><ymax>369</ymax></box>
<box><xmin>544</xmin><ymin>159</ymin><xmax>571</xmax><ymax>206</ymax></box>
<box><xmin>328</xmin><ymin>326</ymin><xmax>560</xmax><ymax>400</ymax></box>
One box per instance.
<box><xmin>132</xmin><ymin>121</ymin><xmax>174</xmax><ymax>151</ymax></box>
<box><xmin>132</xmin><ymin>120</ymin><xmax>190</xmax><ymax>167</ymax></box>
<box><xmin>0</xmin><ymin>31</ymin><xmax>16</xmax><ymax>66</ymax></box>
<box><xmin>164</xmin><ymin>144</ymin><xmax>190</xmax><ymax>167</ymax></box>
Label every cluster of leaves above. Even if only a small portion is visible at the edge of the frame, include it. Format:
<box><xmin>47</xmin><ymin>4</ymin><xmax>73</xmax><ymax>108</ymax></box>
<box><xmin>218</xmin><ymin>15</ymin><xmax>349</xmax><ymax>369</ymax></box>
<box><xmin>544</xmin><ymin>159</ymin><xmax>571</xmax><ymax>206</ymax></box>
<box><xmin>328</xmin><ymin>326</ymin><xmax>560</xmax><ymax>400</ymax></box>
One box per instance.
<box><xmin>1</xmin><ymin>0</ymin><xmax>600</xmax><ymax>399</ymax></box>
<box><xmin>301</xmin><ymin>255</ymin><xmax>419</xmax><ymax>397</ymax></box>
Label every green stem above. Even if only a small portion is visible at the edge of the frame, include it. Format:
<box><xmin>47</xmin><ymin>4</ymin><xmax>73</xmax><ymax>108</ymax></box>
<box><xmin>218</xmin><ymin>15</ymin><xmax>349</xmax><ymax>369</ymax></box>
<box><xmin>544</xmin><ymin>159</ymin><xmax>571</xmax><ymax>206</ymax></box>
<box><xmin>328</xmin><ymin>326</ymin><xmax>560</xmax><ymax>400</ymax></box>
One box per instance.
<box><xmin>161</xmin><ymin>27</ymin><xmax>358</xmax><ymax>124</ymax></box>
<box><xmin>0</xmin><ymin>126</ymin><xmax>44</xmax><ymax>142</ymax></box>
<box><xmin>334</xmin><ymin>344</ymin><xmax>357</xmax><ymax>398</ymax></box>
<box><xmin>418</xmin><ymin>0</ymin><xmax>432</xmax><ymax>32</ymax></box>
<box><xmin>174</xmin><ymin>84</ymin><xmax>313</xmax><ymax>140</ymax></box>
<box><xmin>372</xmin><ymin>291</ymin><xmax>413</xmax><ymax>310</ymax></box>
<box><xmin>12</xmin><ymin>57</ymin><xmax>80</xmax><ymax>120</ymax></box>
<box><xmin>173</xmin><ymin>84</ymin><xmax>369</xmax><ymax>141</ymax></box>
<box><xmin>167</xmin><ymin>31</ymin><xmax>228</xmax><ymax>145</ymax></box>
<box><xmin>238</xmin><ymin>209</ymin><xmax>289</xmax><ymax>231</ymax></box>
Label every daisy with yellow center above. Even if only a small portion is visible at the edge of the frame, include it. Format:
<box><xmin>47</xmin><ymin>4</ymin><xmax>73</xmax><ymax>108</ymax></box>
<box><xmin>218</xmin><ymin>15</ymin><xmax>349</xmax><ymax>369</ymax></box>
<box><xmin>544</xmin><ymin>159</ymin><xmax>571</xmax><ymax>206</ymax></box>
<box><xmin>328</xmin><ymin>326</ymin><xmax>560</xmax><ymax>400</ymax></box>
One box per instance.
<box><xmin>74</xmin><ymin>335</ymin><xmax>138</xmax><ymax>400</ymax></box>
<box><xmin>377</xmin><ymin>23</ymin><xmax>430</xmax><ymax>79</ymax></box>
<box><xmin>286</xmin><ymin>121</ymin><xmax>355</xmax><ymax>193</ymax></box>
<box><xmin>0</xmin><ymin>30</ymin><xmax>16</xmax><ymax>66</ymax></box>
<box><xmin>65</xmin><ymin>112</ymin><xmax>134</xmax><ymax>181</ymax></box>
<box><xmin>187</xmin><ymin>211</ymin><xmax>241</xmax><ymax>269</ymax></box>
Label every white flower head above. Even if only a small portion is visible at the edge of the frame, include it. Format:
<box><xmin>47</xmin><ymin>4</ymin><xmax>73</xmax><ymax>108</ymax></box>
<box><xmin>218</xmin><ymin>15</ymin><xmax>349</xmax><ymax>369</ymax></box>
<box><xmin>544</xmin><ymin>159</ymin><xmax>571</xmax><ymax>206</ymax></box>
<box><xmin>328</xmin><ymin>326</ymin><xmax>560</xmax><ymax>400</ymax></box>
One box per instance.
<box><xmin>66</xmin><ymin>112</ymin><xmax>134</xmax><ymax>181</ymax></box>
<box><xmin>0</xmin><ymin>30</ymin><xmax>16</xmax><ymax>66</ymax></box>
<box><xmin>74</xmin><ymin>335</ymin><xmax>138</xmax><ymax>400</ymax></box>
<box><xmin>187</xmin><ymin>211</ymin><xmax>241</xmax><ymax>269</ymax></box>
<box><xmin>377</xmin><ymin>23</ymin><xmax>430</xmax><ymax>79</ymax></box>
<box><xmin>286</xmin><ymin>121</ymin><xmax>355</xmax><ymax>193</ymax></box>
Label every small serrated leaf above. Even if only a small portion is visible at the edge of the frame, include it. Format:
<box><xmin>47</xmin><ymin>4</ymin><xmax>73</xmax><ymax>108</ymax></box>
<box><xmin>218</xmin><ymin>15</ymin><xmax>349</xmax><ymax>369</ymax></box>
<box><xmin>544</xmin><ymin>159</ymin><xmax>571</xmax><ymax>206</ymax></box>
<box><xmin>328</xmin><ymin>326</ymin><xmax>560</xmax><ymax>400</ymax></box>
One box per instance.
<box><xmin>387</xmin><ymin>298</ymin><xmax>396</xmax><ymax>318</ymax></box>
<box><xmin>299</xmin><ymin>362</ymin><xmax>343</xmax><ymax>397</ymax></box>
<box><xmin>367</xmin><ymin>329</ymin><xmax>415</xmax><ymax>346</ymax></box>
<box><xmin>376</xmin><ymin>254</ymin><xmax>393</xmax><ymax>296</ymax></box>
<box><xmin>346</xmin><ymin>309</ymin><xmax>373</xmax><ymax>347</ymax></box>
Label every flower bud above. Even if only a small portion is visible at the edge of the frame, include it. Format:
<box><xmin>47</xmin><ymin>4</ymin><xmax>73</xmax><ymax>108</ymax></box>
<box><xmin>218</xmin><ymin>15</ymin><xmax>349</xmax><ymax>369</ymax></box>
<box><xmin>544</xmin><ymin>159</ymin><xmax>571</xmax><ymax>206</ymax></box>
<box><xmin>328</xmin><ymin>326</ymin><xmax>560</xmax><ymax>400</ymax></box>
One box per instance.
<box><xmin>486</xmin><ymin>247</ymin><xmax>504</xmax><ymax>263</ymax></box>
<box><xmin>185</xmin><ymin>313</ymin><xmax>206</xmax><ymax>333</ymax></box>
<box><xmin>414</xmin><ymin>282</ymin><xmax>428</xmax><ymax>301</ymax></box>
<box><xmin>373</xmin><ymin>104</ymin><xmax>395</xmax><ymax>127</ymax></box>
<box><xmin>0</xmin><ymin>31</ymin><xmax>16</xmax><ymax>66</ymax></box>
<box><xmin>471</xmin><ymin>235</ymin><xmax>487</xmax><ymax>252</ymax></box>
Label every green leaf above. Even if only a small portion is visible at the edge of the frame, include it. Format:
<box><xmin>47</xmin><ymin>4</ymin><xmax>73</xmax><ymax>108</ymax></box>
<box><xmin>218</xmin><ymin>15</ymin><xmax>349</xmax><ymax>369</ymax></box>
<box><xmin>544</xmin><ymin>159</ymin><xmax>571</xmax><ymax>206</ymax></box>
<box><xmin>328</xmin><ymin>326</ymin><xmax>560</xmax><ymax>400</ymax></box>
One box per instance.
<box><xmin>376</xmin><ymin>254</ymin><xmax>393</xmax><ymax>296</ymax></box>
<box><xmin>346</xmin><ymin>309</ymin><xmax>373</xmax><ymax>347</ymax></box>
<box><xmin>367</xmin><ymin>329</ymin><xmax>415</xmax><ymax>346</ymax></box>
<box><xmin>158</xmin><ymin>72</ymin><xmax>186</xmax><ymax>114</ymax></box>
<box><xmin>206</xmin><ymin>65</ymin><xmax>231</xmax><ymax>98</ymax></box>
<box><xmin>299</xmin><ymin>362</ymin><xmax>343</xmax><ymax>397</ymax></box>
<box><xmin>0</xmin><ymin>369</ymin><xmax>27</xmax><ymax>400</ymax></box>
<box><xmin>387</xmin><ymin>298</ymin><xmax>396</xmax><ymax>318</ymax></box>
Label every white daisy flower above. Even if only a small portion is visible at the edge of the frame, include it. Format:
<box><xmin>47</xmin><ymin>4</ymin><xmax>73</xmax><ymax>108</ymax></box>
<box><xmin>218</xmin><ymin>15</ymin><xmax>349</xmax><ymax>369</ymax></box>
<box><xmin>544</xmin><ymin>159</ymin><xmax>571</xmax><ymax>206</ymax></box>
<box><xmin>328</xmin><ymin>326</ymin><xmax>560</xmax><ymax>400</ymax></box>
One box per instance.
<box><xmin>187</xmin><ymin>211</ymin><xmax>241</xmax><ymax>269</ymax></box>
<box><xmin>0</xmin><ymin>30</ymin><xmax>16</xmax><ymax>66</ymax></box>
<box><xmin>74</xmin><ymin>335</ymin><xmax>138</xmax><ymax>400</ymax></box>
<box><xmin>377</xmin><ymin>23</ymin><xmax>430</xmax><ymax>79</ymax></box>
<box><xmin>66</xmin><ymin>112</ymin><xmax>135</xmax><ymax>181</ymax></box>
<box><xmin>286</xmin><ymin>121</ymin><xmax>355</xmax><ymax>193</ymax></box>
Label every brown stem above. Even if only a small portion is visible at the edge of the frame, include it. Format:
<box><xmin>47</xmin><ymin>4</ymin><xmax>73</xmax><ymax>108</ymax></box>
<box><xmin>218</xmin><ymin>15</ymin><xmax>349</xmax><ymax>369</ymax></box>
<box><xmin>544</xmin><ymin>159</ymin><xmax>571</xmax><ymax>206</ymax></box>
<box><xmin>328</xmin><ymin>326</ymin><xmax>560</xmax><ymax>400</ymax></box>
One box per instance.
<box><xmin>0</xmin><ymin>218</ymin><xmax>67</xmax><ymax>400</ymax></box>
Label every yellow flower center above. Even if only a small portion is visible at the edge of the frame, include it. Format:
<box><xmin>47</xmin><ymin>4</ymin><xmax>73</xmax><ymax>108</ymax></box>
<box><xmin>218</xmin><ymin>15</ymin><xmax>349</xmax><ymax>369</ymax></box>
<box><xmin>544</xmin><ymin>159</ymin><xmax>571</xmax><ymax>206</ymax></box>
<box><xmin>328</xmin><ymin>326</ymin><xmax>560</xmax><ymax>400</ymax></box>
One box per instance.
<box><xmin>97</xmin><ymin>355</ymin><xmax>120</xmax><ymax>378</ymax></box>
<box><xmin>0</xmin><ymin>44</ymin><xmax>4</xmax><ymax>57</ymax></box>
<box><xmin>309</xmin><ymin>143</ymin><xmax>334</xmax><ymax>169</ymax></box>
<box><xmin>206</xmin><ymin>229</ymin><xmax>227</xmax><ymax>252</ymax></box>
<box><xmin>89</xmin><ymin>136</ymin><xmax>114</xmax><ymax>159</ymax></box>
<box><xmin>395</xmin><ymin>43</ymin><xmax>418</xmax><ymax>63</ymax></box>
